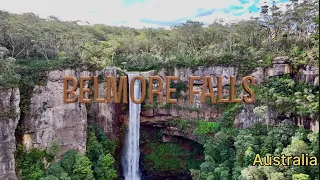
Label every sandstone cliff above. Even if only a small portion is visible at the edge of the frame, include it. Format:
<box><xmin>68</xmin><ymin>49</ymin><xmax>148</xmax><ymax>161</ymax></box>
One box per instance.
<box><xmin>135</xmin><ymin>56</ymin><xmax>319</xmax><ymax>135</ymax></box>
<box><xmin>0</xmin><ymin>87</ymin><xmax>20</xmax><ymax>180</ymax></box>
<box><xmin>0</xmin><ymin>56</ymin><xmax>318</xmax><ymax>179</ymax></box>
<box><xmin>21</xmin><ymin>67</ymin><xmax>122</xmax><ymax>156</ymax></box>
<box><xmin>21</xmin><ymin>69</ymin><xmax>89</xmax><ymax>155</ymax></box>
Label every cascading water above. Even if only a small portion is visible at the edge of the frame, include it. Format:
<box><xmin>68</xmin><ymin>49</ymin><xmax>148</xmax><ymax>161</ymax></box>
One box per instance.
<box><xmin>122</xmin><ymin>73</ymin><xmax>141</xmax><ymax>180</ymax></box>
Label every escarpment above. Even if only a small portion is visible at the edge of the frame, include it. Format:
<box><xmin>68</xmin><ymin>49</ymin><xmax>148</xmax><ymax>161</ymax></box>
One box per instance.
<box><xmin>136</xmin><ymin>56</ymin><xmax>318</xmax><ymax>131</ymax></box>
<box><xmin>0</xmin><ymin>87</ymin><xmax>20</xmax><ymax>180</ymax></box>
<box><xmin>0</xmin><ymin>56</ymin><xmax>318</xmax><ymax>179</ymax></box>
<box><xmin>19</xmin><ymin>67</ymin><xmax>123</xmax><ymax>155</ymax></box>
<box><xmin>21</xmin><ymin>69</ymin><xmax>89</xmax><ymax>154</ymax></box>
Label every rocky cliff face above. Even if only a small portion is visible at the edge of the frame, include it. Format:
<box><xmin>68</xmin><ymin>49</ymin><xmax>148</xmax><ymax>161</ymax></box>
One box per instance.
<box><xmin>22</xmin><ymin>69</ymin><xmax>89</xmax><ymax>155</ymax></box>
<box><xmin>0</xmin><ymin>57</ymin><xmax>318</xmax><ymax>179</ymax></box>
<box><xmin>297</xmin><ymin>65</ymin><xmax>319</xmax><ymax>86</ymax></box>
<box><xmin>90</xmin><ymin>68</ymin><xmax>122</xmax><ymax>140</ymax></box>
<box><xmin>135</xmin><ymin>56</ymin><xmax>319</xmax><ymax>136</ymax></box>
<box><xmin>21</xmin><ymin>67</ymin><xmax>123</xmax><ymax>155</ymax></box>
<box><xmin>0</xmin><ymin>87</ymin><xmax>20</xmax><ymax>180</ymax></box>
<box><xmin>235</xmin><ymin>57</ymin><xmax>319</xmax><ymax>131</ymax></box>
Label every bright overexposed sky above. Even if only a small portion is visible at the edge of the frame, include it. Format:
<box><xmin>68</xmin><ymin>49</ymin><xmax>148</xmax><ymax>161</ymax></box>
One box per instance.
<box><xmin>0</xmin><ymin>0</ymin><xmax>289</xmax><ymax>28</ymax></box>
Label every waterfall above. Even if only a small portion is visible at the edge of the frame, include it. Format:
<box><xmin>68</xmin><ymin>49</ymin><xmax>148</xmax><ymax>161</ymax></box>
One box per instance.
<box><xmin>122</xmin><ymin>73</ymin><xmax>141</xmax><ymax>180</ymax></box>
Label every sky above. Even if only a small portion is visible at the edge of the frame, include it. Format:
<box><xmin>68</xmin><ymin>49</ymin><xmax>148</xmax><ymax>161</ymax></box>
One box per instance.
<box><xmin>0</xmin><ymin>0</ymin><xmax>289</xmax><ymax>29</ymax></box>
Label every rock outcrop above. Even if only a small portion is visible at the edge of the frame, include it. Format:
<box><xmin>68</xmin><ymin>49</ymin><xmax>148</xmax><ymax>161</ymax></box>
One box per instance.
<box><xmin>0</xmin><ymin>87</ymin><xmax>20</xmax><ymax>180</ymax></box>
<box><xmin>22</xmin><ymin>69</ymin><xmax>89</xmax><ymax>155</ymax></box>
<box><xmin>267</xmin><ymin>56</ymin><xmax>292</xmax><ymax>77</ymax></box>
<box><xmin>91</xmin><ymin>67</ymin><xmax>121</xmax><ymax>139</ymax></box>
<box><xmin>297</xmin><ymin>65</ymin><xmax>319</xmax><ymax>86</ymax></box>
<box><xmin>0</xmin><ymin>56</ymin><xmax>317</xmax><ymax>179</ymax></box>
<box><xmin>21</xmin><ymin>66</ymin><xmax>123</xmax><ymax>154</ymax></box>
<box><xmin>235</xmin><ymin>57</ymin><xmax>319</xmax><ymax>131</ymax></box>
<box><xmin>234</xmin><ymin>104</ymin><xmax>276</xmax><ymax>129</ymax></box>
<box><xmin>136</xmin><ymin>56</ymin><xmax>319</xmax><ymax>132</ymax></box>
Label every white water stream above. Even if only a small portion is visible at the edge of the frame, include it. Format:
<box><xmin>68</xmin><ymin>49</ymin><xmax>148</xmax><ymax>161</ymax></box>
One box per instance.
<box><xmin>122</xmin><ymin>73</ymin><xmax>141</xmax><ymax>180</ymax></box>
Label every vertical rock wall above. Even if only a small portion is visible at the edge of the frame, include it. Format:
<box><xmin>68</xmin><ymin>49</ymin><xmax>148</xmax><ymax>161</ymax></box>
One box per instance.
<box><xmin>0</xmin><ymin>87</ymin><xmax>20</xmax><ymax>180</ymax></box>
<box><xmin>137</xmin><ymin>56</ymin><xmax>319</xmax><ymax>132</ymax></box>
<box><xmin>22</xmin><ymin>70</ymin><xmax>89</xmax><ymax>155</ymax></box>
<box><xmin>21</xmin><ymin>67</ymin><xmax>122</xmax><ymax>155</ymax></box>
<box><xmin>91</xmin><ymin>67</ymin><xmax>121</xmax><ymax>139</ymax></box>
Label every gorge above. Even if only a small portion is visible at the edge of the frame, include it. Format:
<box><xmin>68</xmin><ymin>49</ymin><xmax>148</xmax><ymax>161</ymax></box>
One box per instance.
<box><xmin>0</xmin><ymin>2</ymin><xmax>319</xmax><ymax>178</ymax></box>
<box><xmin>0</xmin><ymin>56</ymin><xmax>318</xmax><ymax>180</ymax></box>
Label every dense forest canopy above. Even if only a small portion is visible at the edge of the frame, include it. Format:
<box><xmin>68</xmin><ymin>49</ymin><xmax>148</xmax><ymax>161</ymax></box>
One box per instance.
<box><xmin>0</xmin><ymin>0</ymin><xmax>318</xmax><ymax>74</ymax></box>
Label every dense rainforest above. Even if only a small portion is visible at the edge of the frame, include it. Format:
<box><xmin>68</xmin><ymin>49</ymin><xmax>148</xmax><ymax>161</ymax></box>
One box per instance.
<box><xmin>0</xmin><ymin>0</ymin><xmax>319</xmax><ymax>180</ymax></box>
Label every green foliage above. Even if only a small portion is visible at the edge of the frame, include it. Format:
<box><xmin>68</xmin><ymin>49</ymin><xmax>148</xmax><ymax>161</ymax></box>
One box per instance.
<box><xmin>15</xmin><ymin>143</ymin><xmax>63</xmax><ymax>180</ymax></box>
<box><xmin>45</xmin><ymin>163</ymin><xmax>71</xmax><ymax>180</ymax></box>
<box><xmin>162</xmin><ymin>103</ymin><xmax>173</xmax><ymax>109</ymax></box>
<box><xmin>86</xmin><ymin>125</ymin><xmax>104</xmax><ymax>165</ymax></box>
<box><xmin>258</xmin><ymin>120</ymin><xmax>297</xmax><ymax>157</ymax></box>
<box><xmin>199</xmin><ymin>129</ymin><xmax>236</xmax><ymax>180</ymax></box>
<box><xmin>17</xmin><ymin>143</ymin><xmax>118</xmax><ymax>180</ymax></box>
<box><xmin>144</xmin><ymin>143</ymin><xmax>184</xmax><ymax>171</ymax></box>
<box><xmin>292</xmin><ymin>174</ymin><xmax>310</xmax><ymax>180</ymax></box>
<box><xmin>0</xmin><ymin>57</ymin><xmax>21</xmax><ymax>87</ymax></box>
<box><xmin>170</xmin><ymin>81</ymin><xmax>188</xmax><ymax>99</ymax></box>
<box><xmin>79</xmin><ymin>41</ymin><xmax>116</xmax><ymax>69</ymax></box>
<box><xmin>189</xmin><ymin>169</ymin><xmax>201</xmax><ymax>180</ymax></box>
<box><xmin>290</xmin><ymin>46</ymin><xmax>314</xmax><ymax>68</ymax></box>
<box><xmin>143</xmin><ymin>142</ymin><xmax>202</xmax><ymax>172</ymax></box>
<box><xmin>46</xmin><ymin>142</ymin><xmax>60</xmax><ymax>162</ymax></box>
<box><xmin>217</xmin><ymin>103</ymin><xmax>242</xmax><ymax>128</ymax></box>
<box><xmin>244</xmin><ymin>147</ymin><xmax>255</xmax><ymax>167</ymax></box>
<box><xmin>39</xmin><ymin>175</ymin><xmax>59</xmax><ymax>180</ymax></box>
<box><xmin>193</xmin><ymin>120</ymin><xmax>220</xmax><ymax>136</ymax></box>
<box><xmin>46</xmin><ymin>163</ymin><xmax>65</xmax><ymax>176</ymax></box>
<box><xmin>240</xmin><ymin>166</ymin><xmax>267</xmax><ymax>180</ymax></box>
<box><xmin>94</xmin><ymin>153</ymin><xmax>117</xmax><ymax>180</ymax></box>
<box><xmin>71</xmin><ymin>153</ymin><xmax>95</xmax><ymax>180</ymax></box>
<box><xmin>167</xmin><ymin>119</ymin><xmax>190</xmax><ymax>130</ymax></box>
<box><xmin>195</xmin><ymin>120</ymin><xmax>319</xmax><ymax>180</ymax></box>
<box><xmin>308</xmin><ymin>132</ymin><xmax>319</xmax><ymax>157</ymax></box>
<box><xmin>282</xmin><ymin>136</ymin><xmax>308</xmax><ymax>156</ymax></box>
<box><xmin>2</xmin><ymin>1</ymin><xmax>319</xmax><ymax>179</ymax></box>
<box><xmin>95</xmin><ymin>126</ymin><xmax>118</xmax><ymax>155</ymax></box>
<box><xmin>16</xmin><ymin>148</ymin><xmax>47</xmax><ymax>180</ymax></box>
<box><xmin>295</xmin><ymin>89</ymin><xmax>319</xmax><ymax>119</ymax></box>
<box><xmin>255</xmin><ymin>75</ymin><xmax>319</xmax><ymax>119</ymax></box>
<box><xmin>0</xmin><ymin>0</ymin><xmax>317</xmax><ymax>73</ymax></box>
<box><xmin>16</xmin><ymin>58</ymin><xmax>74</xmax><ymax>87</ymax></box>
<box><xmin>86</xmin><ymin>124</ymin><xmax>118</xmax><ymax>179</ymax></box>
<box><xmin>233</xmin><ymin>129</ymin><xmax>260</xmax><ymax>178</ymax></box>
<box><xmin>115</xmin><ymin>52</ymin><xmax>167</xmax><ymax>71</ymax></box>
<box><xmin>59</xmin><ymin>149</ymin><xmax>78</xmax><ymax>175</ymax></box>
<box><xmin>263</xmin><ymin>53</ymin><xmax>274</xmax><ymax>67</ymax></box>
<box><xmin>269</xmin><ymin>172</ymin><xmax>285</xmax><ymax>180</ymax></box>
